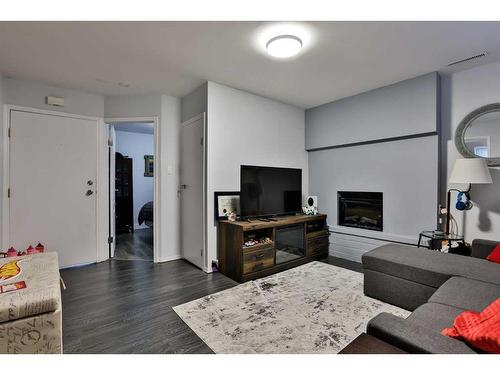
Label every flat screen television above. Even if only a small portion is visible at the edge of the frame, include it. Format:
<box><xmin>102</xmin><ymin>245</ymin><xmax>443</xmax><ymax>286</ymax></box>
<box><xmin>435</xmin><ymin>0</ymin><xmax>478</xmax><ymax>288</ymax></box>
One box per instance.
<box><xmin>240</xmin><ymin>165</ymin><xmax>302</xmax><ymax>218</ymax></box>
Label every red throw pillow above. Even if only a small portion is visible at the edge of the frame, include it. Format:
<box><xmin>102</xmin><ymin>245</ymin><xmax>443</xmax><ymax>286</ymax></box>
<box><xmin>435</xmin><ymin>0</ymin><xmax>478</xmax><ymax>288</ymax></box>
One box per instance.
<box><xmin>486</xmin><ymin>245</ymin><xmax>500</xmax><ymax>264</ymax></box>
<box><xmin>442</xmin><ymin>298</ymin><xmax>500</xmax><ymax>353</ymax></box>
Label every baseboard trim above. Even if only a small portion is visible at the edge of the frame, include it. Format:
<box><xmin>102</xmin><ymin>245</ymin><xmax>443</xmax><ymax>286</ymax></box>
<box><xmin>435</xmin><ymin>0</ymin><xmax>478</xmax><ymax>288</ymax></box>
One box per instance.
<box><xmin>156</xmin><ymin>254</ymin><xmax>182</xmax><ymax>263</ymax></box>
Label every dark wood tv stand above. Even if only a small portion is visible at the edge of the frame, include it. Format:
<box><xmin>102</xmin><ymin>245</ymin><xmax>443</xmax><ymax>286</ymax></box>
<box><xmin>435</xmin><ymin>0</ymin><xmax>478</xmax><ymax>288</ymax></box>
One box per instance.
<box><xmin>218</xmin><ymin>214</ymin><xmax>329</xmax><ymax>283</ymax></box>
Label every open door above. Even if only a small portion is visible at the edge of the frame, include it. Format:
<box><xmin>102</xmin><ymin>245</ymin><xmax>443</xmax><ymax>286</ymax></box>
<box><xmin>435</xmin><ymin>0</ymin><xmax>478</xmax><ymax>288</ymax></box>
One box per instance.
<box><xmin>108</xmin><ymin>124</ymin><xmax>116</xmax><ymax>258</ymax></box>
<box><xmin>180</xmin><ymin>114</ymin><xmax>206</xmax><ymax>270</ymax></box>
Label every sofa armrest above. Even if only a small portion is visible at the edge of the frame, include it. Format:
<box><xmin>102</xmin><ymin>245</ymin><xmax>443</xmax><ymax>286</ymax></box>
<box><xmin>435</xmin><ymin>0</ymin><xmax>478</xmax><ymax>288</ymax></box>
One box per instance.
<box><xmin>367</xmin><ymin>313</ymin><xmax>476</xmax><ymax>354</ymax></box>
<box><xmin>471</xmin><ymin>239</ymin><xmax>500</xmax><ymax>259</ymax></box>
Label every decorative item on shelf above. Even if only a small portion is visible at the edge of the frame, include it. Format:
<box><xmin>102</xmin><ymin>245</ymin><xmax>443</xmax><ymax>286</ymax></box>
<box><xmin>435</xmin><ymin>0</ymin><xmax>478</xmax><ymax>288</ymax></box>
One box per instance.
<box><xmin>144</xmin><ymin>155</ymin><xmax>154</xmax><ymax>177</ymax></box>
<box><xmin>243</xmin><ymin>237</ymin><xmax>272</xmax><ymax>248</ymax></box>
<box><xmin>302</xmin><ymin>206</ymin><xmax>317</xmax><ymax>215</ymax></box>
<box><xmin>446</xmin><ymin>158</ymin><xmax>493</xmax><ymax>235</ymax></box>
<box><xmin>214</xmin><ymin>191</ymin><xmax>240</xmax><ymax>220</ymax></box>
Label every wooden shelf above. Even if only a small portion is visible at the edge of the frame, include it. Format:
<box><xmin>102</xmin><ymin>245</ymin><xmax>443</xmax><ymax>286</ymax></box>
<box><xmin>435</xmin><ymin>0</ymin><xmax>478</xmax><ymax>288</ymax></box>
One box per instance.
<box><xmin>218</xmin><ymin>214</ymin><xmax>329</xmax><ymax>283</ymax></box>
<box><xmin>242</xmin><ymin>242</ymin><xmax>274</xmax><ymax>252</ymax></box>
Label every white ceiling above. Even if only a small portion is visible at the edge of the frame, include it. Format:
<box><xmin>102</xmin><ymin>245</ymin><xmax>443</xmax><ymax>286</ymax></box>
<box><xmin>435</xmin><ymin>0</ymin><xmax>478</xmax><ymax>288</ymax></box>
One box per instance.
<box><xmin>1</xmin><ymin>21</ymin><xmax>500</xmax><ymax>109</ymax></box>
<box><xmin>113</xmin><ymin>122</ymin><xmax>154</xmax><ymax>135</ymax></box>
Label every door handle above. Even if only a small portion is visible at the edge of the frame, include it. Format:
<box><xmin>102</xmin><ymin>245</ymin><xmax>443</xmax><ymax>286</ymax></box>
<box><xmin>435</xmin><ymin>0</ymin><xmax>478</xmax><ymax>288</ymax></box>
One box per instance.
<box><xmin>86</xmin><ymin>190</ymin><xmax>94</xmax><ymax>196</ymax></box>
<box><xmin>180</xmin><ymin>184</ymin><xmax>188</xmax><ymax>189</ymax></box>
<box><xmin>87</xmin><ymin>180</ymin><xmax>94</xmax><ymax>186</ymax></box>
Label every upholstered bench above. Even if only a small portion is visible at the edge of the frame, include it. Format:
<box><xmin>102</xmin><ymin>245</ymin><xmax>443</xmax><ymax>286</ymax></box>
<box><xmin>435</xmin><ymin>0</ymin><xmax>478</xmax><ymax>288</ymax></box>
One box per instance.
<box><xmin>0</xmin><ymin>252</ymin><xmax>62</xmax><ymax>354</ymax></box>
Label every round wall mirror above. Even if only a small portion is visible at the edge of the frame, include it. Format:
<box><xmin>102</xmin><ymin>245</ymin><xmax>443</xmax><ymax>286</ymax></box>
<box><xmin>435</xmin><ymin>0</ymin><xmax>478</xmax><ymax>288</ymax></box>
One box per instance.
<box><xmin>455</xmin><ymin>103</ymin><xmax>500</xmax><ymax>166</ymax></box>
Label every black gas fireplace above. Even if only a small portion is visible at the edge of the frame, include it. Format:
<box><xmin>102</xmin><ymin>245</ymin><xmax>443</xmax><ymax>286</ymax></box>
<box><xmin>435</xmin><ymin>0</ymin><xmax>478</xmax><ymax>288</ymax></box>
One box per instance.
<box><xmin>338</xmin><ymin>191</ymin><xmax>383</xmax><ymax>231</ymax></box>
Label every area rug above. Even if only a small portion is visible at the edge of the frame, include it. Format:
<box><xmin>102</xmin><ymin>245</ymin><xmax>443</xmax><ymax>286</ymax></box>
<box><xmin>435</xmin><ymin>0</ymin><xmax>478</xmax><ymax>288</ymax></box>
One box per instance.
<box><xmin>173</xmin><ymin>261</ymin><xmax>409</xmax><ymax>354</ymax></box>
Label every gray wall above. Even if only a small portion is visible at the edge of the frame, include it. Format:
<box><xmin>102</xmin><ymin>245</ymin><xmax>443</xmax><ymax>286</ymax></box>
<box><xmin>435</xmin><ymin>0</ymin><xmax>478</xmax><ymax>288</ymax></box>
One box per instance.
<box><xmin>309</xmin><ymin>135</ymin><xmax>439</xmax><ymax>240</ymax></box>
<box><xmin>305</xmin><ymin>72</ymin><xmax>439</xmax><ymax>150</ymax></box>
<box><xmin>441</xmin><ymin>61</ymin><xmax>500</xmax><ymax>243</ymax></box>
<box><xmin>181</xmin><ymin>83</ymin><xmax>207</xmax><ymax>122</ymax></box>
<box><xmin>4</xmin><ymin>78</ymin><xmax>104</xmax><ymax>117</ymax></box>
<box><xmin>307</xmin><ymin>73</ymin><xmax>440</xmax><ymax>261</ymax></box>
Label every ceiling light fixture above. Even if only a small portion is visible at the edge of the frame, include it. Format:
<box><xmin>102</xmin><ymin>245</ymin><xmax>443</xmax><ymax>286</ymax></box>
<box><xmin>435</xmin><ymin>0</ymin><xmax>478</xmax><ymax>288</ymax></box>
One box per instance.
<box><xmin>266</xmin><ymin>35</ymin><xmax>303</xmax><ymax>58</ymax></box>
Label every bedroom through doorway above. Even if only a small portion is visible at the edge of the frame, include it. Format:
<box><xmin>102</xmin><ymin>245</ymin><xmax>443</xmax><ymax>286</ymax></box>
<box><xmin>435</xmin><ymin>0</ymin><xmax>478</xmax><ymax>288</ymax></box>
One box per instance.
<box><xmin>109</xmin><ymin>121</ymin><xmax>155</xmax><ymax>261</ymax></box>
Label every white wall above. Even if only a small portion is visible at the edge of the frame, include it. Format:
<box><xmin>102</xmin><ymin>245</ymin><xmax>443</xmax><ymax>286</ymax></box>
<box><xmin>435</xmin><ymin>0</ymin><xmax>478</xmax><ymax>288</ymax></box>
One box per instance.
<box><xmin>115</xmin><ymin>130</ymin><xmax>154</xmax><ymax>229</ymax></box>
<box><xmin>160</xmin><ymin>95</ymin><xmax>182</xmax><ymax>263</ymax></box>
<box><xmin>105</xmin><ymin>94</ymin><xmax>182</xmax><ymax>262</ymax></box>
<box><xmin>441</xmin><ymin>61</ymin><xmax>500</xmax><ymax>242</ymax></box>
<box><xmin>207</xmin><ymin>81</ymin><xmax>308</xmax><ymax>271</ymax></box>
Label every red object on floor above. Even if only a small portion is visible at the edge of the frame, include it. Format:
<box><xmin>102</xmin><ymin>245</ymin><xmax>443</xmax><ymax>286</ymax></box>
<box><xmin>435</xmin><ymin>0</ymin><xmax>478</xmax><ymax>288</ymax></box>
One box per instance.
<box><xmin>26</xmin><ymin>245</ymin><xmax>36</xmax><ymax>255</ymax></box>
<box><xmin>486</xmin><ymin>245</ymin><xmax>500</xmax><ymax>264</ymax></box>
<box><xmin>442</xmin><ymin>298</ymin><xmax>500</xmax><ymax>353</ymax></box>
<box><xmin>35</xmin><ymin>243</ymin><xmax>45</xmax><ymax>253</ymax></box>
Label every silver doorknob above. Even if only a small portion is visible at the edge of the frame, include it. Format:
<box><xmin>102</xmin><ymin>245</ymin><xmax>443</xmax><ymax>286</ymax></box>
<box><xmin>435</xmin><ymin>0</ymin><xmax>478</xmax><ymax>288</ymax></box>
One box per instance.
<box><xmin>86</xmin><ymin>190</ymin><xmax>94</xmax><ymax>196</ymax></box>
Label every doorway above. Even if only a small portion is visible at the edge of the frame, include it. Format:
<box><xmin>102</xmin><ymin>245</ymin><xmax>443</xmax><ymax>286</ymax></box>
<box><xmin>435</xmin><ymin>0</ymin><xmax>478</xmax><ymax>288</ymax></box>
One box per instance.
<box><xmin>107</xmin><ymin>119</ymin><xmax>158</xmax><ymax>262</ymax></box>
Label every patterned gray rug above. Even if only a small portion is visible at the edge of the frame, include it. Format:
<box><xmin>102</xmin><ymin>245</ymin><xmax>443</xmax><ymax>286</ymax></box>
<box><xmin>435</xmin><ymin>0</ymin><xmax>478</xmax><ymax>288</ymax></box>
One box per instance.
<box><xmin>173</xmin><ymin>261</ymin><xmax>409</xmax><ymax>354</ymax></box>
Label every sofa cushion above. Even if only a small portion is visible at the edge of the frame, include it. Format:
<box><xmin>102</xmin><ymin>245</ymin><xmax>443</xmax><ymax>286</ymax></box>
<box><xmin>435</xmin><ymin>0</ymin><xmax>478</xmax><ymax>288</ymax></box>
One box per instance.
<box><xmin>441</xmin><ymin>299</ymin><xmax>500</xmax><ymax>354</ymax></box>
<box><xmin>406</xmin><ymin>302</ymin><xmax>465</xmax><ymax>332</ymax></box>
<box><xmin>429</xmin><ymin>277</ymin><xmax>500</xmax><ymax>311</ymax></box>
<box><xmin>362</xmin><ymin>244</ymin><xmax>500</xmax><ymax>287</ymax></box>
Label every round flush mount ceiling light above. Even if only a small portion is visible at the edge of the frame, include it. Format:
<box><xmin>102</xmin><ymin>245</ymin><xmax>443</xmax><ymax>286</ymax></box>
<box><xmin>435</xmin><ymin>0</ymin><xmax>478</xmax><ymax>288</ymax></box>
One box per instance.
<box><xmin>266</xmin><ymin>35</ymin><xmax>303</xmax><ymax>58</ymax></box>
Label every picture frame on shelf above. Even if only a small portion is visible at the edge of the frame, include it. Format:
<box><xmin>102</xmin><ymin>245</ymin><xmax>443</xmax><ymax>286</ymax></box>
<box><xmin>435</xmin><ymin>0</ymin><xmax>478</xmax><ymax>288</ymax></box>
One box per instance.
<box><xmin>214</xmin><ymin>191</ymin><xmax>240</xmax><ymax>221</ymax></box>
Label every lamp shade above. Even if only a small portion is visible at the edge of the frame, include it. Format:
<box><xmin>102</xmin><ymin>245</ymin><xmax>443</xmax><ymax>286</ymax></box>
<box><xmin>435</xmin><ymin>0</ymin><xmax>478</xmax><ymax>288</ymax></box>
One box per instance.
<box><xmin>449</xmin><ymin>158</ymin><xmax>493</xmax><ymax>184</ymax></box>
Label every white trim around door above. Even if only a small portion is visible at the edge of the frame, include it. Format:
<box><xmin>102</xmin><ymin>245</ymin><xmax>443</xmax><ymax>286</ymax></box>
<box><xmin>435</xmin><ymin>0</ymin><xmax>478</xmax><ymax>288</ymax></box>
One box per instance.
<box><xmin>104</xmin><ymin>117</ymin><xmax>160</xmax><ymax>264</ymax></box>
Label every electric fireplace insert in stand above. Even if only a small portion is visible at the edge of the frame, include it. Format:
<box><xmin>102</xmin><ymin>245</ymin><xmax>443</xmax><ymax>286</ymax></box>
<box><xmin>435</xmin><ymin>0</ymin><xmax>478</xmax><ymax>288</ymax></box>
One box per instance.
<box><xmin>338</xmin><ymin>191</ymin><xmax>383</xmax><ymax>231</ymax></box>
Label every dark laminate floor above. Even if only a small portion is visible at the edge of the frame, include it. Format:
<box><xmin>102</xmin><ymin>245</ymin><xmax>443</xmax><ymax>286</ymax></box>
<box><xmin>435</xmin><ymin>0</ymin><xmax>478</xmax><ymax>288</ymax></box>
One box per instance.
<box><xmin>114</xmin><ymin>228</ymin><xmax>153</xmax><ymax>261</ymax></box>
<box><xmin>60</xmin><ymin>256</ymin><xmax>362</xmax><ymax>354</ymax></box>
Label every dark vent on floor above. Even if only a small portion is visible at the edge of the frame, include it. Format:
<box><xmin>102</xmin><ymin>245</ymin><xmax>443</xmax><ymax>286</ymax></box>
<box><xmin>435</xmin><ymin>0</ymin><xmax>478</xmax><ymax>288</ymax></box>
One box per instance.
<box><xmin>447</xmin><ymin>52</ymin><xmax>488</xmax><ymax>67</ymax></box>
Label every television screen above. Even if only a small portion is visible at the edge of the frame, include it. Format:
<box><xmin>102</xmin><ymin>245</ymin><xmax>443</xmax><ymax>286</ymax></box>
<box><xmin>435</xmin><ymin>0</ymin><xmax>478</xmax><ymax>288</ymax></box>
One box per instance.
<box><xmin>240</xmin><ymin>165</ymin><xmax>302</xmax><ymax>218</ymax></box>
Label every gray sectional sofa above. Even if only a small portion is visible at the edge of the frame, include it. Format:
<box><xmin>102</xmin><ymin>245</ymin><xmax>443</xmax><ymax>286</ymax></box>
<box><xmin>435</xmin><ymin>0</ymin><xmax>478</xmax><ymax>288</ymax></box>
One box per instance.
<box><xmin>362</xmin><ymin>239</ymin><xmax>500</xmax><ymax>353</ymax></box>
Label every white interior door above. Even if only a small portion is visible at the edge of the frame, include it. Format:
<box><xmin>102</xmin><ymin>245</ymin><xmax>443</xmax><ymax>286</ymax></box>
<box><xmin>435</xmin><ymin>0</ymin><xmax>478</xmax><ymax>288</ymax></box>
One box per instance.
<box><xmin>9</xmin><ymin>110</ymin><xmax>99</xmax><ymax>268</ymax></box>
<box><xmin>180</xmin><ymin>115</ymin><xmax>205</xmax><ymax>270</ymax></box>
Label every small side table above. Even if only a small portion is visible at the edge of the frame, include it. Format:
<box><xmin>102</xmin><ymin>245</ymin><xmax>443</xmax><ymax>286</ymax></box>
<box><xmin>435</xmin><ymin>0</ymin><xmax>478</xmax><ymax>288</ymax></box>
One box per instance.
<box><xmin>418</xmin><ymin>230</ymin><xmax>464</xmax><ymax>251</ymax></box>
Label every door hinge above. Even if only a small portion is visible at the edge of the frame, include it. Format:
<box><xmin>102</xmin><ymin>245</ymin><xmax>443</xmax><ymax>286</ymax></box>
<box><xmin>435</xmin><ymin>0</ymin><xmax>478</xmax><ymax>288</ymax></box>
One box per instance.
<box><xmin>8</xmin><ymin>128</ymin><xmax>11</xmax><ymax>138</ymax></box>
<box><xmin>200</xmin><ymin>249</ymin><xmax>203</xmax><ymax>257</ymax></box>
<box><xmin>200</xmin><ymin>138</ymin><xmax>203</xmax><ymax>146</ymax></box>
<box><xmin>7</xmin><ymin>188</ymin><xmax>10</xmax><ymax>198</ymax></box>
<box><xmin>108</xmin><ymin>236</ymin><xmax>114</xmax><ymax>244</ymax></box>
